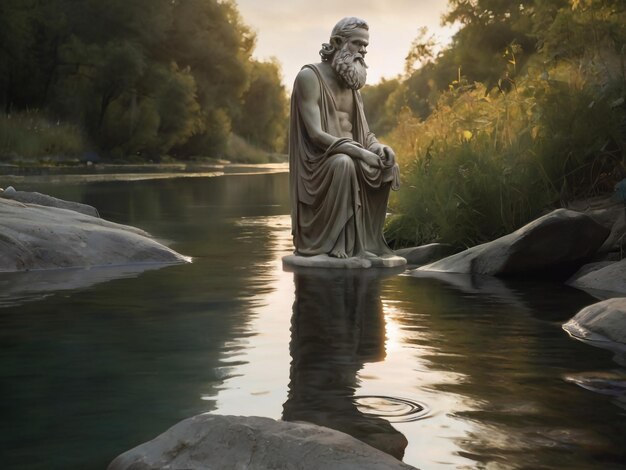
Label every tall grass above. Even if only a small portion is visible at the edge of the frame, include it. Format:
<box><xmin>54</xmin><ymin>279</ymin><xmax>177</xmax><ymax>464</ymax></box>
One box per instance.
<box><xmin>386</xmin><ymin>58</ymin><xmax>625</xmax><ymax>248</ymax></box>
<box><xmin>0</xmin><ymin>111</ymin><xmax>86</xmax><ymax>161</ymax></box>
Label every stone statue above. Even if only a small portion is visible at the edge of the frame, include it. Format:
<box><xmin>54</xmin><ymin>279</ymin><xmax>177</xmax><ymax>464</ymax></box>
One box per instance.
<box><xmin>285</xmin><ymin>17</ymin><xmax>405</xmax><ymax>268</ymax></box>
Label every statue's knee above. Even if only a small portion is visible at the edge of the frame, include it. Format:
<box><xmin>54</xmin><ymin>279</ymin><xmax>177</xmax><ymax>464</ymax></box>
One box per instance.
<box><xmin>331</xmin><ymin>153</ymin><xmax>355</xmax><ymax>173</ymax></box>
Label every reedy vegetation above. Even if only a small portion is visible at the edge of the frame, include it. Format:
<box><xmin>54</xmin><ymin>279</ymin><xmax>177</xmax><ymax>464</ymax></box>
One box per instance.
<box><xmin>362</xmin><ymin>0</ymin><xmax>626</xmax><ymax>248</ymax></box>
<box><xmin>0</xmin><ymin>111</ymin><xmax>85</xmax><ymax>160</ymax></box>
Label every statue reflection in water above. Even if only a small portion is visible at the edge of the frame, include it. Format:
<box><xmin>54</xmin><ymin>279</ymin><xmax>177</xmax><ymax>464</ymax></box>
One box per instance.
<box><xmin>282</xmin><ymin>268</ymin><xmax>408</xmax><ymax>460</ymax></box>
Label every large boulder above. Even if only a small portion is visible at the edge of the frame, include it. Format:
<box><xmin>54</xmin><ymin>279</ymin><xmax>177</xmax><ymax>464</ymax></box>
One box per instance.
<box><xmin>0</xmin><ymin>197</ymin><xmax>188</xmax><ymax>272</ymax></box>
<box><xmin>589</xmin><ymin>205</ymin><xmax>625</xmax><ymax>254</ymax></box>
<box><xmin>563</xmin><ymin>297</ymin><xmax>626</xmax><ymax>346</ymax></box>
<box><xmin>1</xmin><ymin>188</ymin><xmax>99</xmax><ymax>217</ymax></box>
<box><xmin>566</xmin><ymin>196</ymin><xmax>625</xmax><ymax>255</ymax></box>
<box><xmin>567</xmin><ymin>258</ymin><xmax>626</xmax><ymax>296</ymax></box>
<box><xmin>394</xmin><ymin>243</ymin><xmax>455</xmax><ymax>266</ymax></box>
<box><xmin>108</xmin><ymin>414</ymin><xmax>417</xmax><ymax>470</ymax></box>
<box><xmin>416</xmin><ymin>209</ymin><xmax>609</xmax><ymax>276</ymax></box>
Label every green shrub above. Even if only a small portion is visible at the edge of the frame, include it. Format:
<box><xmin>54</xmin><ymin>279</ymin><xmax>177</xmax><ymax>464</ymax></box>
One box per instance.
<box><xmin>386</xmin><ymin>58</ymin><xmax>625</xmax><ymax>249</ymax></box>
<box><xmin>223</xmin><ymin>133</ymin><xmax>273</xmax><ymax>164</ymax></box>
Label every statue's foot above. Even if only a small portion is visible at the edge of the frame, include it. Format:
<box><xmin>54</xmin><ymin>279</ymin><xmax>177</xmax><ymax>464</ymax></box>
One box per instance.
<box><xmin>329</xmin><ymin>249</ymin><xmax>349</xmax><ymax>259</ymax></box>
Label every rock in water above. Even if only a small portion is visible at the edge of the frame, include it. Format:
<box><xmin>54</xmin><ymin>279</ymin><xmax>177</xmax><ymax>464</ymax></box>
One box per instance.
<box><xmin>416</xmin><ymin>209</ymin><xmax>609</xmax><ymax>276</ymax></box>
<box><xmin>394</xmin><ymin>243</ymin><xmax>456</xmax><ymax>266</ymax></box>
<box><xmin>0</xmin><ymin>198</ymin><xmax>188</xmax><ymax>272</ymax></box>
<box><xmin>108</xmin><ymin>414</ymin><xmax>417</xmax><ymax>470</ymax></box>
<box><xmin>563</xmin><ymin>298</ymin><xmax>626</xmax><ymax>346</ymax></box>
<box><xmin>568</xmin><ymin>258</ymin><xmax>626</xmax><ymax>296</ymax></box>
<box><xmin>1</xmin><ymin>189</ymin><xmax>99</xmax><ymax>217</ymax></box>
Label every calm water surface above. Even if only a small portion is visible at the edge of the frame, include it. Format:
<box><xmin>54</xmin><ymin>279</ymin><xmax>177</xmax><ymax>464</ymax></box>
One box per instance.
<box><xmin>0</xmin><ymin>172</ymin><xmax>625</xmax><ymax>469</ymax></box>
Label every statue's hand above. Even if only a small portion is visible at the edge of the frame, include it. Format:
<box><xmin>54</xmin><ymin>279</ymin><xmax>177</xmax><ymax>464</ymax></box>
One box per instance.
<box><xmin>360</xmin><ymin>149</ymin><xmax>383</xmax><ymax>168</ymax></box>
<box><xmin>369</xmin><ymin>143</ymin><xmax>396</xmax><ymax>168</ymax></box>
<box><xmin>380</xmin><ymin>145</ymin><xmax>396</xmax><ymax>168</ymax></box>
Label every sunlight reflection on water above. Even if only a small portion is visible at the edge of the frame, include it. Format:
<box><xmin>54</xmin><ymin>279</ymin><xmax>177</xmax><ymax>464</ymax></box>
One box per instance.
<box><xmin>208</xmin><ymin>214</ymin><xmax>493</xmax><ymax>468</ymax></box>
<box><xmin>205</xmin><ymin>211</ymin><xmax>625</xmax><ymax>469</ymax></box>
<box><xmin>1</xmin><ymin>173</ymin><xmax>624</xmax><ymax>469</ymax></box>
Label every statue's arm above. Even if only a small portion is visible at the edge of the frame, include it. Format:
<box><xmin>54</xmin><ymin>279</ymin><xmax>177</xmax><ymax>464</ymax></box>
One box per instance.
<box><xmin>355</xmin><ymin>91</ymin><xmax>397</xmax><ymax>168</ymax></box>
<box><xmin>295</xmin><ymin>68</ymin><xmax>382</xmax><ymax>168</ymax></box>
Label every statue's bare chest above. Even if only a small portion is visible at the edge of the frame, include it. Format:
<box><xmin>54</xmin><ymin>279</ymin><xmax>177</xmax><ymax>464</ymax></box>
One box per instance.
<box><xmin>335</xmin><ymin>91</ymin><xmax>353</xmax><ymax>114</ymax></box>
<box><xmin>329</xmin><ymin>85</ymin><xmax>354</xmax><ymax>137</ymax></box>
<box><xmin>317</xmin><ymin>64</ymin><xmax>355</xmax><ymax>137</ymax></box>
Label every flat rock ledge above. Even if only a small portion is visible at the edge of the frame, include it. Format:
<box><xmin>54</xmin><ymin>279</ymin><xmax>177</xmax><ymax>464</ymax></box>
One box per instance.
<box><xmin>283</xmin><ymin>254</ymin><xmax>407</xmax><ymax>269</ymax></box>
<box><xmin>567</xmin><ymin>258</ymin><xmax>626</xmax><ymax>297</ymax></box>
<box><xmin>563</xmin><ymin>297</ymin><xmax>626</xmax><ymax>348</ymax></box>
<box><xmin>394</xmin><ymin>243</ymin><xmax>456</xmax><ymax>266</ymax></box>
<box><xmin>108</xmin><ymin>414</ymin><xmax>417</xmax><ymax>470</ymax></box>
<box><xmin>0</xmin><ymin>197</ymin><xmax>189</xmax><ymax>272</ymax></box>
<box><xmin>416</xmin><ymin>209</ymin><xmax>609</xmax><ymax>276</ymax></box>
<box><xmin>1</xmin><ymin>188</ymin><xmax>100</xmax><ymax>217</ymax></box>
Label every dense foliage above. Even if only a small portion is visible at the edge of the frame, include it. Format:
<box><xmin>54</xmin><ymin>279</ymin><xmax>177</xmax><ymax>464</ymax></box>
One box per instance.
<box><xmin>362</xmin><ymin>0</ymin><xmax>626</xmax><ymax>248</ymax></box>
<box><xmin>0</xmin><ymin>0</ymin><xmax>287</xmax><ymax>161</ymax></box>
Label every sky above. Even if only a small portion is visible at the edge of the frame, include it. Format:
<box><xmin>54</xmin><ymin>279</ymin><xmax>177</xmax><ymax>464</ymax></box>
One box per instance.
<box><xmin>236</xmin><ymin>0</ymin><xmax>458</xmax><ymax>89</ymax></box>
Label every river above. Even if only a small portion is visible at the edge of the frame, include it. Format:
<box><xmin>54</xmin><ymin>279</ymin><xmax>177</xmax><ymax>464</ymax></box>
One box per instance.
<box><xmin>0</xmin><ymin>170</ymin><xmax>624</xmax><ymax>469</ymax></box>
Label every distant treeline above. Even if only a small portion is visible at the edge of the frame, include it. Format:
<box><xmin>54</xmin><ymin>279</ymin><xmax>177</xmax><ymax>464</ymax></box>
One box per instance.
<box><xmin>0</xmin><ymin>0</ymin><xmax>288</xmax><ymax>161</ymax></box>
<box><xmin>362</xmin><ymin>0</ymin><xmax>626</xmax><ymax>248</ymax></box>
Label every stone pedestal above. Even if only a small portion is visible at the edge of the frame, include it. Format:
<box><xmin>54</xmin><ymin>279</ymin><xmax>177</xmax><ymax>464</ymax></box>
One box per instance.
<box><xmin>282</xmin><ymin>254</ymin><xmax>406</xmax><ymax>270</ymax></box>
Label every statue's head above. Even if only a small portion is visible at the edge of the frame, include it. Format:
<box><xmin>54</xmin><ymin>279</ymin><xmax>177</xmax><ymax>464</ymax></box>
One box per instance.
<box><xmin>320</xmin><ymin>17</ymin><xmax>369</xmax><ymax>90</ymax></box>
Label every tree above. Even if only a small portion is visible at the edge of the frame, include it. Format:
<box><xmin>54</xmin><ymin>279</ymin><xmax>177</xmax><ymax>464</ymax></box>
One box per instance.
<box><xmin>2</xmin><ymin>0</ymin><xmax>292</xmax><ymax>160</ymax></box>
<box><xmin>360</xmin><ymin>78</ymin><xmax>401</xmax><ymax>137</ymax></box>
<box><xmin>234</xmin><ymin>59</ymin><xmax>288</xmax><ymax>152</ymax></box>
<box><xmin>166</xmin><ymin>0</ymin><xmax>256</xmax><ymax>156</ymax></box>
<box><xmin>0</xmin><ymin>0</ymin><xmax>36</xmax><ymax>112</ymax></box>
<box><xmin>383</xmin><ymin>0</ymin><xmax>626</xmax><ymax>247</ymax></box>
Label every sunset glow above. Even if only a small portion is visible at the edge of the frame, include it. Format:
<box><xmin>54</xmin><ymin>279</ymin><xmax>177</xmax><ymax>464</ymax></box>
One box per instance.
<box><xmin>236</xmin><ymin>0</ymin><xmax>458</xmax><ymax>87</ymax></box>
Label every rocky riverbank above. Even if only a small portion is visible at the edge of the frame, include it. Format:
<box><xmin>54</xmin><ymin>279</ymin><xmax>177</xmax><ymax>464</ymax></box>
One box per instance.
<box><xmin>398</xmin><ymin>196</ymin><xmax>626</xmax><ymax>352</ymax></box>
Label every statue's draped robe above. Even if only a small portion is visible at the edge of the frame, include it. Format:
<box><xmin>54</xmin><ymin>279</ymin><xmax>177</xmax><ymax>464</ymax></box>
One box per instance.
<box><xmin>289</xmin><ymin>64</ymin><xmax>400</xmax><ymax>257</ymax></box>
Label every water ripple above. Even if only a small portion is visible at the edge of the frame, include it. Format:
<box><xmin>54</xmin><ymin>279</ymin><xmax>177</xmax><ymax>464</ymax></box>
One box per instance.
<box><xmin>354</xmin><ymin>395</ymin><xmax>429</xmax><ymax>422</ymax></box>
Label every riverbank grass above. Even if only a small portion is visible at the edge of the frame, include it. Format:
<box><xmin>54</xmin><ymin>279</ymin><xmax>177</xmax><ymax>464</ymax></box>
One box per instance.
<box><xmin>224</xmin><ymin>134</ymin><xmax>287</xmax><ymax>164</ymax></box>
<box><xmin>386</xmin><ymin>59</ymin><xmax>625</xmax><ymax>249</ymax></box>
<box><xmin>0</xmin><ymin>111</ymin><xmax>87</xmax><ymax>162</ymax></box>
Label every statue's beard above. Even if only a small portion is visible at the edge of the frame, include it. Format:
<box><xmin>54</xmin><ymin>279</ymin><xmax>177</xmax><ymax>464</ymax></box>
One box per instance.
<box><xmin>332</xmin><ymin>48</ymin><xmax>368</xmax><ymax>90</ymax></box>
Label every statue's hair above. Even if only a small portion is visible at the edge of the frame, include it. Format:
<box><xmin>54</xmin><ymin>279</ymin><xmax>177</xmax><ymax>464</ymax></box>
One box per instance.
<box><xmin>319</xmin><ymin>17</ymin><xmax>369</xmax><ymax>62</ymax></box>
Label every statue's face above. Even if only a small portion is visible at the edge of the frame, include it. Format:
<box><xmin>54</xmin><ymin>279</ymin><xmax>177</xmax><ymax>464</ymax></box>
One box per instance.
<box><xmin>331</xmin><ymin>28</ymin><xmax>369</xmax><ymax>90</ymax></box>
<box><xmin>343</xmin><ymin>28</ymin><xmax>369</xmax><ymax>58</ymax></box>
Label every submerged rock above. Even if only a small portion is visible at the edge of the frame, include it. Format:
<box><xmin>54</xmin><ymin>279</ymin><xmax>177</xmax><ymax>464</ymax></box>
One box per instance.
<box><xmin>417</xmin><ymin>209</ymin><xmax>609</xmax><ymax>276</ymax></box>
<box><xmin>563</xmin><ymin>297</ymin><xmax>626</xmax><ymax>346</ymax></box>
<box><xmin>564</xmin><ymin>370</ymin><xmax>626</xmax><ymax>397</ymax></box>
<box><xmin>108</xmin><ymin>414</ymin><xmax>417</xmax><ymax>470</ymax></box>
<box><xmin>0</xmin><ymin>197</ymin><xmax>188</xmax><ymax>272</ymax></box>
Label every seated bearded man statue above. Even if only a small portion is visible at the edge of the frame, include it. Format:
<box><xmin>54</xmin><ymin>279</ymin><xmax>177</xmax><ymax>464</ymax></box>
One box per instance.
<box><xmin>288</xmin><ymin>17</ymin><xmax>402</xmax><ymax>262</ymax></box>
